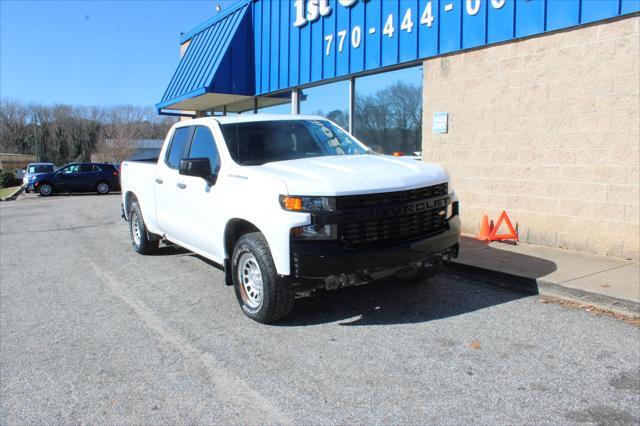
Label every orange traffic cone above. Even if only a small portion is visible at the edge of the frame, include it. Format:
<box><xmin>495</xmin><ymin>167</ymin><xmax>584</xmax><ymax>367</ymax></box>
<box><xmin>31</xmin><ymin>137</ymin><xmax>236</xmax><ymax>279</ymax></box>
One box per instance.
<box><xmin>476</xmin><ymin>215</ymin><xmax>491</xmax><ymax>241</ymax></box>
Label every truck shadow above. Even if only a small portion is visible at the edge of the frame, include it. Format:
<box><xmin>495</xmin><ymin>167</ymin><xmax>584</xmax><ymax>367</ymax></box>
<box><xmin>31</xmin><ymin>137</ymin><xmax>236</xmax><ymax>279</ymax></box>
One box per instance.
<box><xmin>279</xmin><ymin>275</ymin><xmax>528</xmax><ymax>326</ymax></box>
<box><xmin>151</xmin><ymin>238</ymin><xmax>557</xmax><ymax>327</ymax></box>
<box><xmin>278</xmin><ymin>243</ymin><xmax>557</xmax><ymax>327</ymax></box>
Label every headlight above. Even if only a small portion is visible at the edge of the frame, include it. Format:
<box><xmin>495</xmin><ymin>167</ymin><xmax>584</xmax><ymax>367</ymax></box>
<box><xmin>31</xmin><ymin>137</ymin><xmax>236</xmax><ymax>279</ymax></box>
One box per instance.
<box><xmin>280</xmin><ymin>195</ymin><xmax>336</xmax><ymax>212</ymax></box>
<box><xmin>291</xmin><ymin>224</ymin><xmax>337</xmax><ymax>240</ymax></box>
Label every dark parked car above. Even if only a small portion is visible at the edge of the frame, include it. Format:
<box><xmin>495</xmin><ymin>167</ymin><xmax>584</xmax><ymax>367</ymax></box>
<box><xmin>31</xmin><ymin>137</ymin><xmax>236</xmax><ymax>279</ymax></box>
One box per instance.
<box><xmin>32</xmin><ymin>162</ymin><xmax>121</xmax><ymax>196</ymax></box>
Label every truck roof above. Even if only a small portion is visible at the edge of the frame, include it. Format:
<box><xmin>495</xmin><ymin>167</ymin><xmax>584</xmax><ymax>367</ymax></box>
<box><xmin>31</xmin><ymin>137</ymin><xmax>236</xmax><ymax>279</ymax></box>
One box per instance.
<box><xmin>190</xmin><ymin>114</ymin><xmax>329</xmax><ymax>126</ymax></box>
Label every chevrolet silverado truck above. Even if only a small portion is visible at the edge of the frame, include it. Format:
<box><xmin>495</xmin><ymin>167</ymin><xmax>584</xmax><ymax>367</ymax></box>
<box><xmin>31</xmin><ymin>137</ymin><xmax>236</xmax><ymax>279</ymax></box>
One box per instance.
<box><xmin>121</xmin><ymin>115</ymin><xmax>460</xmax><ymax>323</ymax></box>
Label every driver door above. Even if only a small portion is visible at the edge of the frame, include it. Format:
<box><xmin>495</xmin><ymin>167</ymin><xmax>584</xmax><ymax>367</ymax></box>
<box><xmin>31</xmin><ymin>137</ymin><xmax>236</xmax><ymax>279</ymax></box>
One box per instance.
<box><xmin>59</xmin><ymin>164</ymin><xmax>80</xmax><ymax>192</ymax></box>
<box><xmin>155</xmin><ymin>126</ymin><xmax>194</xmax><ymax>244</ymax></box>
<box><xmin>177</xmin><ymin>125</ymin><xmax>224</xmax><ymax>258</ymax></box>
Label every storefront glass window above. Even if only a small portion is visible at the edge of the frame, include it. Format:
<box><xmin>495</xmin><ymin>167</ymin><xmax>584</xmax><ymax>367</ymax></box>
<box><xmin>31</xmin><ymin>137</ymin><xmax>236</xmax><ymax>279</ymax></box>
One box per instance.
<box><xmin>299</xmin><ymin>80</ymin><xmax>349</xmax><ymax>129</ymax></box>
<box><xmin>258</xmin><ymin>94</ymin><xmax>291</xmax><ymax>114</ymax></box>
<box><xmin>354</xmin><ymin>66</ymin><xmax>423</xmax><ymax>155</ymax></box>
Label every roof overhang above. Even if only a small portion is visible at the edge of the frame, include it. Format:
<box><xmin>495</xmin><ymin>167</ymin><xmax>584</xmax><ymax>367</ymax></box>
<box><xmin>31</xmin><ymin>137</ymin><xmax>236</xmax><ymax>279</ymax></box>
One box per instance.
<box><xmin>159</xmin><ymin>93</ymin><xmax>291</xmax><ymax>115</ymax></box>
<box><xmin>156</xmin><ymin>2</ymin><xmax>254</xmax><ymax>115</ymax></box>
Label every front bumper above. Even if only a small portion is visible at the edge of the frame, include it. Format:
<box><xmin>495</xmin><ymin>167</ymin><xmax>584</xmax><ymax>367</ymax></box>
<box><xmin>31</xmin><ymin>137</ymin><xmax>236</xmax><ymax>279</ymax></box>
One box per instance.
<box><xmin>290</xmin><ymin>215</ymin><xmax>461</xmax><ymax>280</ymax></box>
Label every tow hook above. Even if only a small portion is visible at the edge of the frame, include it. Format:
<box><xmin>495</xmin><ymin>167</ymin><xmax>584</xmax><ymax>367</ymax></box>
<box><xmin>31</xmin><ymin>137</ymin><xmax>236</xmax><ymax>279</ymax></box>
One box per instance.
<box><xmin>446</xmin><ymin>243</ymin><xmax>460</xmax><ymax>260</ymax></box>
<box><xmin>324</xmin><ymin>272</ymin><xmax>372</xmax><ymax>290</ymax></box>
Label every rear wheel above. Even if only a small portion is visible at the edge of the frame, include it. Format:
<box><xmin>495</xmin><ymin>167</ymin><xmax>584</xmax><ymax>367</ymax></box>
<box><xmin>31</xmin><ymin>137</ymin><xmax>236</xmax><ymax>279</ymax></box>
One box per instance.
<box><xmin>97</xmin><ymin>181</ymin><xmax>110</xmax><ymax>194</ymax></box>
<box><xmin>232</xmin><ymin>232</ymin><xmax>293</xmax><ymax>323</ymax></box>
<box><xmin>38</xmin><ymin>183</ymin><xmax>53</xmax><ymax>196</ymax></box>
<box><xmin>129</xmin><ymin>201</ymin><xmax>159</xmax><ymax>254</ymax></box>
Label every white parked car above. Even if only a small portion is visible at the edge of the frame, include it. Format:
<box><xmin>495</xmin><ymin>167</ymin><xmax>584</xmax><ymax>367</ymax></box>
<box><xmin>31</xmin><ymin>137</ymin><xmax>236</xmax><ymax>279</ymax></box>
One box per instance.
<box><xmin>120</xmin><ymin>115</ymin><xmax>460</xmax><ymax>323</ymax></box>
<box><xmin>23</xmin><ymin>163</ymin><xmax>56</xmax><ymax>193</ymax></box>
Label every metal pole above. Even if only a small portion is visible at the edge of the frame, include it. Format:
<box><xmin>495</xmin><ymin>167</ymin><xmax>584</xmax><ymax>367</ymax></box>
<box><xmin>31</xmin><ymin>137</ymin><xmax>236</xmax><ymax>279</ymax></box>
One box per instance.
<box><xmin>348</xmin><ymin>77</ymin><xmax>355</xmax><ymax>134</ymax></box>
<box><xmin>33</xmin><ymin>114</ymin><xmax>38</xmax><ymax>162</ymax></box>
<box><xmin>291</xmin><ymin>89</ymin><xmax>299</xmax><ymax>115</ymax></box>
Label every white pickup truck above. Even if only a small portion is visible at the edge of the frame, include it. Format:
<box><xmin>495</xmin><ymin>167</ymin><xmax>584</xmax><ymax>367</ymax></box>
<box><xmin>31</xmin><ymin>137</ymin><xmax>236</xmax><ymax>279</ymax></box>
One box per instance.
<box><xmin>121</xmin><ymin>115</ymin><xmax>460</xmax><ymax>323</ymax></box>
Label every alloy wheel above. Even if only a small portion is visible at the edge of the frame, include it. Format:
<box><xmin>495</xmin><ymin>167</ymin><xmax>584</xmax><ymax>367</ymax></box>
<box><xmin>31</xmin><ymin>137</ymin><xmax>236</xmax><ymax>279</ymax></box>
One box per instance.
<box><xmin>237</xmin><ymin>252</ymin><xmax>264</xmax><ymax>309</ymax></box>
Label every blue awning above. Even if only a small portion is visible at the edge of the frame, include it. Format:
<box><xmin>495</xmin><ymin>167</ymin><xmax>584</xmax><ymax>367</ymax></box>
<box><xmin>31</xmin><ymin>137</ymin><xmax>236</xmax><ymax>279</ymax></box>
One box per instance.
<box><xmin>156</xmin><ymin>1</ymin><xmax>254</xmax><ymax>112</ymax></box>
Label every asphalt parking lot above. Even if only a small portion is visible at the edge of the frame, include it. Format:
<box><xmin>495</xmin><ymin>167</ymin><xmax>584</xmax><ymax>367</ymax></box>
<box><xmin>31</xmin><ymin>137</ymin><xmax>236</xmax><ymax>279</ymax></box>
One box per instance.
<box><xmin>1</xmin><ymin>194</ymin><xmax>639</xmax><ymax>424</ymax></box>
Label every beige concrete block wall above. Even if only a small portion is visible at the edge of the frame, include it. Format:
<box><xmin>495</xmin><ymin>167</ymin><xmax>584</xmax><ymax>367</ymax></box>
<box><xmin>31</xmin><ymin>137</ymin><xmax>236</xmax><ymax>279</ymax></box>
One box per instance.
<box><xmin>423</xmin><ymin>15</ymin><xmax>640</xmax><ymax>260</ymax></box>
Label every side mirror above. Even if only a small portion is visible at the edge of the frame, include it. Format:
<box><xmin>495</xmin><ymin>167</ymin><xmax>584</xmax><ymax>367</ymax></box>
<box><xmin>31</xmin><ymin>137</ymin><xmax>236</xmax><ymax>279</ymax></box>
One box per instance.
<box><xmin>179</xmin><ymin>158</ymin><xmax>216</xmax><ymax>185</ymax></box>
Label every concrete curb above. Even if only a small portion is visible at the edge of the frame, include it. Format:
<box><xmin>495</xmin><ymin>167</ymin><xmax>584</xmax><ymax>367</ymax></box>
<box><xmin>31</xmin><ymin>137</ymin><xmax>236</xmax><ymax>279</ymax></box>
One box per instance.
<box><xmin>444</xmin><ymin>260</ymin><xmax>640</xmax><ymax>318</ymax></box>
<box><xmin>0</xmin><ymin>186</ymin><xmax>24</xmax><ymax>202</ymax></box>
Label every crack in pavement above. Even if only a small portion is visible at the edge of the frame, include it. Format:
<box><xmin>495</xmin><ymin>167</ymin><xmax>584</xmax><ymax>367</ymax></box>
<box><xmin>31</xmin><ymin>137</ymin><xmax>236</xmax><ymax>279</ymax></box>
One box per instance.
<box><xmin>88</xmin><ymin>260</ymin><xmax>292</xmax><ymax>425</ymax></box>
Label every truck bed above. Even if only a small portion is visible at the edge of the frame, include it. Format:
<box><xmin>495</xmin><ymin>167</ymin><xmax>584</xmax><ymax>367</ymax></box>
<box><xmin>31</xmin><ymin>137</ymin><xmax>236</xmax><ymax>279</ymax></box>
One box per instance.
<box><xmin>120</xmin><ymin>160</ymin><xmax>158</xmax><ymax>229</ymax></box>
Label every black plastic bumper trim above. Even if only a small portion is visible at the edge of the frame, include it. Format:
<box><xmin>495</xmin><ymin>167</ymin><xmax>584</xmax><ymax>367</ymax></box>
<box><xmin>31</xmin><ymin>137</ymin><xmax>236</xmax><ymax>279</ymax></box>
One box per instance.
<box><xmin>291</xmin><ymin>216</ymin><xmax>461</xmax><ymax>279</ymax></box>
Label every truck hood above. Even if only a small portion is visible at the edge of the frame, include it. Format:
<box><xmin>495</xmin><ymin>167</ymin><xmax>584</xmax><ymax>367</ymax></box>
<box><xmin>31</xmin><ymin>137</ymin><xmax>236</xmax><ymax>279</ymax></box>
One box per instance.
<box><xmin>253</xmin><ymin>155</ymin><xmax>449</xmax><ymax>196</ymax></box>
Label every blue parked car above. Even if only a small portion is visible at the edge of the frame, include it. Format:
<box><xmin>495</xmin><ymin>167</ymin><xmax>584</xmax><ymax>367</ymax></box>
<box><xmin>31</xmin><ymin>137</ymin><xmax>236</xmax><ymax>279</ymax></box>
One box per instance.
<box><xmin>22</xmin><ymin>163</ymin><xmax>56</xmax><ymax>193</ymax></box>
<box><xmin>32</xmin><ymin>162</ymin><xmax>121</xmax><ymax>196</ymax></box>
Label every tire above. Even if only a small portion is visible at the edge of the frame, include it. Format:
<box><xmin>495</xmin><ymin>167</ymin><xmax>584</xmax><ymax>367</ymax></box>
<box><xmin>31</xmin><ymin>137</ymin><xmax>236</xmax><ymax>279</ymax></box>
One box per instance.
<box><xmin>97</xmin><ymin>181</ymin><xmax>110</xmax><ymax>195</ymax></box>
<box><xmin>38</xmin><ymin>182</ymin><xmax>53</xmax><ymax>196</ymax></box>
<box><xmin>394</xmin><ymin>260</ymin><xmax>442</xmax><ymax>283</ymax></box>
<box><xmin>232</xmin><ymin>232</ymin><xmax>293</xmax><ymax>324</ymax></box>
<box><xmin>129</xmin><ymin>201</ymin><xmax>159</xmax><ymax>254</ymax></box>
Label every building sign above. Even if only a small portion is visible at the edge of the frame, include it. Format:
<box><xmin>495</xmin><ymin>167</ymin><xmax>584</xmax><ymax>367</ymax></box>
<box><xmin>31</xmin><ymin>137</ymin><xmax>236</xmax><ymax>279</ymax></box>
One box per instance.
<box><xmin>432</xmin><ymin>112</ymin><xmax>448</xmax><ymax>134</ymax></box>
<box><xmin>293</xmin><ymin>0</ymin><xmax>508</xmax><ymax>28</ymax></box>
<box><xmin>160</xmin><ymin>0</ymin><xmax>640</xmax><ymax>111</ymax></box>
<box><xmin>246</xmin><ymin>0</ymin><xmax>640</xmax><ymax>96</ymax></box>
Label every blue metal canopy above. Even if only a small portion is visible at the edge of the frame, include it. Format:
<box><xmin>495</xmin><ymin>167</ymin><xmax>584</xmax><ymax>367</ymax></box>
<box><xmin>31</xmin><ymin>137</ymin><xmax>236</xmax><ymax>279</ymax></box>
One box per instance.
<box><xmin>158</xmin><ymin>0</ymin><xmax>639</xmax><ymax>114</ymax></box>
<box><xmin>157</xmin><ymin>1</ymin><xmax>254</xmax><ymax>111</ymax></box>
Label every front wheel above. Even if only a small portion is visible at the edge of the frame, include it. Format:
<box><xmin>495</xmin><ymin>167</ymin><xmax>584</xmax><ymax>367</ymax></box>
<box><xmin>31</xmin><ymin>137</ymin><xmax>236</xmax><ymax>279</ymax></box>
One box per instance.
<box><xmin>232</xmin><ymin>232</ymin><xmax>293</xmax><ymax>324</ymax></box>
<box><xmin>129</xmin><ymin>201</ymin><xmax>159</xmax><ymax>254</ymax></box>
<box><xmin>38</xmin><ymin>183</ymin><xmax>53</xmax><ymax>196</ymax></box>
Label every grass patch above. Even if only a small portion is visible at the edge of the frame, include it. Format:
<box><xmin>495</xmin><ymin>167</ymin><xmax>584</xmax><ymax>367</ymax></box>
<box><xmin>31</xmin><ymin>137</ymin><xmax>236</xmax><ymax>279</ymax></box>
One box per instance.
<box><xmin>0</xmin><ymin>186</ymin><xmax>21</xmax><ymax>198</ymax></box>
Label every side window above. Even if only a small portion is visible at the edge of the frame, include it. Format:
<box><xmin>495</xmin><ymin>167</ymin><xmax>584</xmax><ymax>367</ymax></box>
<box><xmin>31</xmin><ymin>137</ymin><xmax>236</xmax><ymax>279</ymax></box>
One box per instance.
<box><xmin>79</xmin><ymin>164</ymin><xmax>94</xmax><ymax>173</ymax></box>
<box><xmin>165</xmin><ymin>127</ymin><xmax>193</xmax><ymax>169</ymax></box>
<box><xmin>62</xmin><ymin>164</ymin><xmax>79</xmax><ymax>174</ymax></box>
<box><xmin>188</xmin><ymin>126</ymin><xmax>220</xmax><ymax>173</ymax></box>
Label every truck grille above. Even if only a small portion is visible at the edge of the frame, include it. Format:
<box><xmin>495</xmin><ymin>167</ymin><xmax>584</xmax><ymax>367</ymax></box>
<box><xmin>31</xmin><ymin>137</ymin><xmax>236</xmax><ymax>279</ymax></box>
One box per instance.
<box><xmin>336</xmin><ymin>183</ymin><xmax>448</xmax><ymax>247</ymax></box>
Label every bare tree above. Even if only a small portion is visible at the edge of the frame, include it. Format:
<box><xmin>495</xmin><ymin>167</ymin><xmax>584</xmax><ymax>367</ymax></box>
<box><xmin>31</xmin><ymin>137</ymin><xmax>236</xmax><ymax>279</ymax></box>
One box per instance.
<box><xmin>353</xmin><ymin>82</ymin><xmax>422</xmax><ymax>154</ymax></box>
<box><xmin>0</xmin><ymin>99</ymin><xmax>30</xmax><ymax>154</ymax></box>
<box><xmin>93</xmin><ymin>105</ymin><xmax>142</xmax><ymax>163</ymax></box>
<box><xmin>386</xmin><ymin>82</ymin><xmax>422</xmax><ymax>152</ymax></box>
<box><xmin>355</xmin><ymin>91</ymin><xmax>393</xmax><ymax>152</ymax></box>
<box><xmin>0</xmin><ymin>99</ymin><xmax>176</xmax><ymax>166</ymax></box>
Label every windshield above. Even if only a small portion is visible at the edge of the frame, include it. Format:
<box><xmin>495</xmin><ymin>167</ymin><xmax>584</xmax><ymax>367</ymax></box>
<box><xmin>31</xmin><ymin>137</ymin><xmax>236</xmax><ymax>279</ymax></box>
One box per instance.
<box><xmin>220</xmin><ymin>119</ymin><xmax>367</xmax><ymax>166</ymax></box>
<box><xmin>28</xmin><ymin>165</ymin><xmax>54</xmax><ymax>174</ymax></box>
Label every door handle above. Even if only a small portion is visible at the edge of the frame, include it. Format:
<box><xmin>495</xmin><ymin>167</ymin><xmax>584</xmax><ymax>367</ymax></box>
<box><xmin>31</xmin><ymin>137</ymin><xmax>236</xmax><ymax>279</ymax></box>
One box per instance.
<box><xmin>176</xmin><ymin>182</ymin><xmax>187</xmax><ymax>189</ymax></box>
<box><xmin>155</xmin><ymin>178</ymin><xmax>163</xmax><ymax>184</ymax></box>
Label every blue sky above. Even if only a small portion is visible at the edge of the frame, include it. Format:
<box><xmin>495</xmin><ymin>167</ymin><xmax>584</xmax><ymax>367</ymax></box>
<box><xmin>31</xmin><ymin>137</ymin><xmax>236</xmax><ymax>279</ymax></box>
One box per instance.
<box><xmin>0</xmin><ymin>0</ymin><xmax>422</xmax><ymax>111</ymax></box>
<box><xmin>0</xmin><ymin>0</ymin><xmax>238</xmax><ymax>107</ymax></box>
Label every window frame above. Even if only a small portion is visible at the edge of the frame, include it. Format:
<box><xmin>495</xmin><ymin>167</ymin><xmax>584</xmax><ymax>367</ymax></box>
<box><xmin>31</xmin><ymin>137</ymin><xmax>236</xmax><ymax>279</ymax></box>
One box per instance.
<box><xmin>164</xmin><ymin>126</ymin><xmax>195</xmax><ymax>170</ymax></box>
<box><xmin>79</xmin><ymin>164</ymin><xmax>100</xmax><ymax>173</ymax></box>
<box><xmin>61</xmin><ymin>164</ymin><xmax>79</xmax><ymax>174</ymax></box>
<box><xmin>186</xmin><ymin>125</ymin><xmax>222</xmax><ymax>173</ymax></box>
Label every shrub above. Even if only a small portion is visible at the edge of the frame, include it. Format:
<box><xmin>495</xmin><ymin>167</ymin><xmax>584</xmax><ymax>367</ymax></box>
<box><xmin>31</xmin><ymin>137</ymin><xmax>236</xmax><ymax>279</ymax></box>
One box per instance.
<box><xmin>0</xmin><ymin>171</ymin><xmax>18</xmax><ymax>188</ymax></box>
